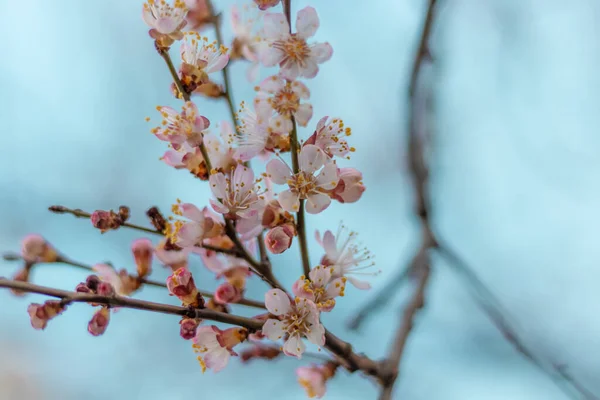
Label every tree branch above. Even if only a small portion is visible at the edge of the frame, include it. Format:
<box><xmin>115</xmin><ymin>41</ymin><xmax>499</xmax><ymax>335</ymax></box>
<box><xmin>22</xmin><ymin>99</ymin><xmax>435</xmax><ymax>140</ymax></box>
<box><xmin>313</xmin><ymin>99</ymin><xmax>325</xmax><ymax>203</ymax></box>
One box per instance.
<box><xmin>2</xmin><ymin>252</ymin><xmax>266</xmax><ymax>309</ymax></box>
<box><xmin>0</xmin><ymin>278</ymin><xmax>262</xmax><ymax>330</ymax></box>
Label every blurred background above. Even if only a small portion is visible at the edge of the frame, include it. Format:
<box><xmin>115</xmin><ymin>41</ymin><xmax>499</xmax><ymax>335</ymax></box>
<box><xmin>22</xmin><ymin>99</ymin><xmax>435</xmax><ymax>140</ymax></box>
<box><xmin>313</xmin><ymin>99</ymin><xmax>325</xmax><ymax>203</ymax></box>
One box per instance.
<box><xmin>1</xmin><ymin>0</ymin><xmax>599</xmax><ymax>399</ymax></box>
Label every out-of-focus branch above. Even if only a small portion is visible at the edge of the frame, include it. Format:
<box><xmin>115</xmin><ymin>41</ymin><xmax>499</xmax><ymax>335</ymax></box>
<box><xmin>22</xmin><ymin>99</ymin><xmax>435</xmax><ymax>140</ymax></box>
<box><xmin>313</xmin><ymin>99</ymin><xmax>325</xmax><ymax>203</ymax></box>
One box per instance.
<box><xmin>377</xmin><ymin>1</ymin><xmax>437</xmax><ymax>398</ymax></box>
<box><xmin>2</xmin><ymin>252</ymin><xmax>266</xmax><ymax>309</ymax></box>
<box><xmin>0</xmin><ymin>278</ymin><xmax>262</xmax><ymax>330</ymax></box>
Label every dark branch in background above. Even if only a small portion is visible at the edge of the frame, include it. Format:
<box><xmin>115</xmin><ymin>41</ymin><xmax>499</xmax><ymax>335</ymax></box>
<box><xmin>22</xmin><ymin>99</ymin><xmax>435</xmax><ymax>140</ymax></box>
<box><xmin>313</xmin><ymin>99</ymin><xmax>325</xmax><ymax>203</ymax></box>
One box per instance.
<box><xmin>378</xmin><ymin>2</ymin><xmax>438</xmax><ymax>398</ymax></box>
<box><xmin>353</xmin><ymin>0</ymin><xmax>598</xmax><ymax>398</ymax></box>
<box><xmin>2</xmin><ymin>252</ymin><xmax>266</xmax><ymax>309</ymax></box>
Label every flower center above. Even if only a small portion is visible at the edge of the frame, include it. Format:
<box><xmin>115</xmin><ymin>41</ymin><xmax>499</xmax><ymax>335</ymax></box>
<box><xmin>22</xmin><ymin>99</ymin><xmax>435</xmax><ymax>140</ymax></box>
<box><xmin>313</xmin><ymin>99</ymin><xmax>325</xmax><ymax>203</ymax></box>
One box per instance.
<box><xmin>274</xmin><ymin>36</ymin><xmax>311</xmax><ymax>64</ymax></box>
<box><xmin>270</xmin><ymin>84</ymin><xmax>300</xmax><ymax>116</ymax></box>
<box><xmin>288</xmin><ymin>172</ymin><xmax>317</xmax><ymax>198</ymax></box>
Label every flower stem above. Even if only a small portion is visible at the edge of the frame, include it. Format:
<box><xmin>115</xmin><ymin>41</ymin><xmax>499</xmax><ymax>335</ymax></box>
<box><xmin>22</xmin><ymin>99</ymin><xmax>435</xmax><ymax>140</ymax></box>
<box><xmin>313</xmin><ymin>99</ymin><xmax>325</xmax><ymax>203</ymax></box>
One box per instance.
<box><xmin>288</xmin><ymin>117</ymin><xmax>311</xmax><ymax>277</ymax></box>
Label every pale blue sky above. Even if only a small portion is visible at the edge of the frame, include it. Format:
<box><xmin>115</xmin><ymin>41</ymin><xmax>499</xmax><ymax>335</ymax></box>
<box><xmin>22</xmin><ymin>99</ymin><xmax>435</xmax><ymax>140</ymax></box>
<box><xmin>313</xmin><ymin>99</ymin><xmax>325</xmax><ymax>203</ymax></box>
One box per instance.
<box><xmin>0</xmin><ymin>0</ymin><xmax>599</xmax><ymax>399</ymax></box>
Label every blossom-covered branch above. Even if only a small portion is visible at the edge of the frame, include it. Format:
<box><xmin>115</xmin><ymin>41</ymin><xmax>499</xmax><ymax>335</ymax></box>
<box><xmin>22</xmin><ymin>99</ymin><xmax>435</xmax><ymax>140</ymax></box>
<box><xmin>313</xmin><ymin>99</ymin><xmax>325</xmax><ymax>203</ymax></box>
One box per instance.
<box><xmin>0</xmin><ymin>278</ymin><xmax>263</xmax><ymax>330</ymax></box>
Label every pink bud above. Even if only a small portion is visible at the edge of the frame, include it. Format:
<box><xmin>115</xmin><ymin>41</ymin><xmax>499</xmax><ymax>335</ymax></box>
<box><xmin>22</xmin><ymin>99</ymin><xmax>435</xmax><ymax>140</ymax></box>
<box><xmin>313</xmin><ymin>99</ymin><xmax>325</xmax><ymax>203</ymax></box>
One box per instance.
<box><xmin>332</xmin><ymin>168</ymin><xmax>365</xmax><ymax>204</ymax></box>
<box><xmin>90</xmin><ymin>209</ymin><xmax>124</xmax><ymax>232</ymax></box>
<box><xmin>261</xmin><ymin>199</ymin><xmax>287</xmax><ymax>228</ymax></box>
<box><xmin>214</xmin><ymin>282</ymin><xmax>242</xmax><ymax>305</ymax></box>
<box><xmin>75</xmin><ymin>283</ymin><xmax>92</xmax><ymax>293</ymax></box>
<box><xmin>180</xmin><ymin>318</ymin><xmax>200</xmax><ymax>340</ymax></box>
<box><xmin>88</xmin><ymin>307</ymin><xmax>110</xmax><ymax>336</ymax></box>
<box><xmin>214</xmin><ymin>326</ymin><xmax>249</xmax><ymax>349</ymax></box>
<box><xmin>184</xmin><ymin>0</ymin><xmax>211</xmax><ymax>31</ymax></box>
<box><xmin>27</xmin><ymin>300</ymin><xmax>65</xmax><ymax>330</ymax></box>
<box><xmin>21</xmin><ymin>234</ymin><xmax>58</xmax><ymax>263</ymax></box>
<box><xmin>131</xmin><ymin>238</ymin><xmax>153</xmax><ymax>278</ymax></box>
<box><xmin>167</xmin><ymin>267</ymin><xmax>199</xmax><ymax>306</ymax></box>
<box><xmin>265</xmin><ymin>224</ymin><xmax>295</xmax><ymax>254</ymax></box>
<box><xmin>10</xmin><ymin>268</ymin><xmax>30</xmax><ymax>296</ymax></box>
<box><xmin>96</xmin><ymin>281</ymin><xmax>116</xmax><ymax>296</ymax></box>
<box><xmin>253</xmin><ymin>0</ymin><xmax>280</xmax><ymax>10</ymax></box>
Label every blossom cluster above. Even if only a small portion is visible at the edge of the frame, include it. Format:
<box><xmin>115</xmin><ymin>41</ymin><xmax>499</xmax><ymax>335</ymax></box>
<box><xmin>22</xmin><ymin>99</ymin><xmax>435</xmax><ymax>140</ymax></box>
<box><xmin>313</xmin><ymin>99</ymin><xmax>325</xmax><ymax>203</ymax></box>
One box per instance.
<box><xmin>8</xmin><ymin>1</ymin><xmax>378</xmax><ymax>399</ymax></box>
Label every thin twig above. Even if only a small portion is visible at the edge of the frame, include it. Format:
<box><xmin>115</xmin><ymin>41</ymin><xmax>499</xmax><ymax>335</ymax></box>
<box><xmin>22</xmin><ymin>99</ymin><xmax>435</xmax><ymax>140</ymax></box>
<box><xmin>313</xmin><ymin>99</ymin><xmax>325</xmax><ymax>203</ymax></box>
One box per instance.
<box><xmin>0</xmin><ymin>278</ymin><xmax>262</xmax><ymax>330</ymax></box>
<box><xmin>2</xmin><ymin>252</ymin><xmax>266</xmax><ymax>309</ymax></box>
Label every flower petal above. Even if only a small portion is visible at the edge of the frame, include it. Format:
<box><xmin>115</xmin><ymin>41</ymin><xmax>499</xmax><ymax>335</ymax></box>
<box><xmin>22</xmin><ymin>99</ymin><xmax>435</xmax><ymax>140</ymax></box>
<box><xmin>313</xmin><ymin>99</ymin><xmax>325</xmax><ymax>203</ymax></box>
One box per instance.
<box><xmin>260</xmin><ymin>47</ymin><xmax>285</xmax><ymax>67</ymax></box>
<box><xmin>299</xmin><ymin>145</ymin><xmax>326</xmax><ymax>174</ymax></box>
<box><xmin>311</xmin><ymin>42</ymin><xmax>333</xmax><ymax>64</ymax></box>
<box><xmin>305</xmin><ymin>192</ymin><xmax>331</xmax><ymax>214</ymax></box>
<box><xmin>283</xmin><ymin>334</ymin><xmax>306</xmax><ymax>358</ymax></box>
<box><xmin>264</xmin><ymin>288</ymin><xmax>292</xmax><ymax>315</ymax></box>
<box><xmin>278</xmin><ymin>190</ymin><xmax>300</xmax><ymax>213</ymax></box>
<box><xmin>209</xmin><ymin>172</ymin><xmax>228</xmax><ymax>199</ymax></box>
<box><xmin>266</xmin><ymin>159</ymin><xmax>292</xmax><ymax>184</ymax></box>
<box><xmin>262</xmin><ymin>318</ymin><xmax>287</xmax><ymax>340</ymax></box>
<box><xmin>263</xmin><ymin>13</ymin><xmax>290</xmax><ymax>40</ymax></box>
<box><xmin>305</xmin><ymin>322</ymin><xmax>325</xmax><ymax>347</ymax></box>
<box><xmin>204</xmin><ymin>348</ymin><xmax>230</xmax><ymax>372</ymax></box>
<box><xmin>296</xmin><ymin>6</ymin><xmax>319</xmax><ymax>39</ymax></box>
<box><xmin>315</xmin><ymin>162</ymin><xmax>339</xmax><ymax>190</ymax></box>
<box><xmin>308</xmin><ymin>265</ymin><xmax>332</xmax><ymax>288</ymax></box>
<box><xmin>347</xmin><ymin>277</ymin><xmax>372</xmax><ymax>290</ymax></box>
<box><xmin>259</xmin><ymin>75</ymin><xmax>285</xmax><ymax>94</ymax></box>
<box><xmin>326</xmin><ymin>277</ymin><xmax>346</xmax><ymax>298</ymax></box>
<box><xmin>179</xmin><ymin>203</ymin><xmax>204</xmax><ymax>222</ymax></box>
<box><xmin>294</xmin><ymin>103</ymin><xmax>313</xmax><ymax>127</ymax></box>
<box><xmin>176</xmin><ymin>222</ymin><xmax>203</xmax><ymax>247</ymax></box>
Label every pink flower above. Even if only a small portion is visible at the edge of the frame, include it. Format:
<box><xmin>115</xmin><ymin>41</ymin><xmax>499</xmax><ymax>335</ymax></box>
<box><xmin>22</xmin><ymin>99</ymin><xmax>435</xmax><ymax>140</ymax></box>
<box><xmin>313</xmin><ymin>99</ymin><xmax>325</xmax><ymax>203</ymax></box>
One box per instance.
<box><xmin>296</xmin><ymin>363</ymin><xmax>337</xmax><ymax>399</ymax></box>
<box><xmin>180</xmin><ymin>32</ymin><xmax>229</xmax><ymax>79</ymax></box>
<box><xmin>331</xmin><ymin>167</ymin><xmax>365</xmax><ymax>203</ymax></box>
<box><xmin>315</xmin><ymin>226</ymin><xmax>378</xmax><ymax>290</ymax></box>
<box><xmin>88</xmin><ymin>307</ymin><xmax>110</xmax><ymax>336</ymax></box>
<box><xmin>152</xmin><ymin>101</ymin><xmax>209</xmax><ymax>147</ymax></box>
<box><xmin>142</xmin><ymin>0</ymin><xmax>188</xmax><ymax>47</ymax></box>
<box><xmin>260</xmin><ymin>7</ymin><xmax>333</xmax><ymax>80</ymax></box>
<box><xmin>305</xmin><ymin>117</ymin><xmax>353</xmax><ymax>158</ymax></box>
<box><xmin>21</xmin><ymin>234</ymin><xmax>58</xmax><ymax>263</ymax></box>
<box><xmin>214</xmin><ymin>282</ymin><xmax>242</xmax><ymax>304</ymax></box>
<box><xmin>131</xmin><ymin>238</ymin><xmax>153</xmax><ymax>278</ymax></box>
<box><xmin>266</xmin><ymin>145</ymin><xmax>339</xmax><ymax>214</ymax></box>
<box><xmin>92</xmin><ymin>264</ymin><xmax>140</xmax><ymax>296</ymax></box>
<box><xmin>233</xmin><ymin>101</ymin><xmax>285</xmax><ymax>161</ymax></box>
<box><xmin>254</xmin><ymin>74</ymin><xmax>313</xmax><ymax>127</ymax></box>
<box><xmin>184</xmin><ymin>0</ymin><xmax>211</xmax><ymax>31</ymax></box>
<box><xmin>209</xmin><ymin>164</ymin><xmax>262</xmax><ymax>219</ymax></box>
<box><xmin>292</xmin><ymin>265</ymin><xmax>346</xmax><ymax>312</ymax></box>
<box><xmin>262</xmin><ymin>289</ymin><xmax>325</xmax><ymax>358</ymax></box>
<box><xmin>254</xmin><ymin>0</ymin><xmax>280</xmax><ymax>11</ymax></box>
<box><xmin>230</xmin><ymin>3</ymin><xmax>265</xmax><ymax>81</ymax></box>
<box><xmin>193</xmin><ymin>326</ymin><xmax>248</xmax><ymax>372</ymax></box>
<box><xmin>265</xmin><ymin>224</ymin><xmax>295</xmax><ymax>254</ymax></box>
<box><xmin>154</xmin><ymin>239</ymin><xmax>190</xmax><ymax>270</ymax></box>
<box><xmin>167</xmin><ymin>267</ymin><xmax>200</xmax><ymax>306</ymax></box>
<box><xmin>180</xmin><ymin>317</ymin><xmax>200</xmax><ymax>340</ymax></box>
<box><xmin>27</xmin><ymin>301</ymin><xmax>65</xmax><ymax>330</ymax></box>
<box><xmin>170</xmin><ymin>202</ymin><xmax>216</xmax><ymax>248</ymax></box>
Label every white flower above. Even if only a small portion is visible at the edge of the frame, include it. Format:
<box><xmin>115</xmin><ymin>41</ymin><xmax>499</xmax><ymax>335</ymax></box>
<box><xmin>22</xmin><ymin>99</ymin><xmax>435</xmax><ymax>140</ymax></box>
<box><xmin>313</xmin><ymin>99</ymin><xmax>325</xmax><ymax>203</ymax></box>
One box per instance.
<box><xmin>266</xmin><ymin>145</ymin><xmax>339</xmax><ymax>214</ymax></box>
<box><xmin>262</xmin><ymin>289</ymin><xmax>325</xmax><ymax>358</ymax></box>
<box><xmin>260</xmin><ymin>7</ymin><xmax>333</xmax><ymax>80</ymax></box>
<box><xmin>254</xmin><ymin>74</ymin><xmax>313</xmax><ymax>127</ymax></box>
<box><xmin>209</xmin><ymin>163</ymin><xmax>262</xmax><ymax>219</ymax></box>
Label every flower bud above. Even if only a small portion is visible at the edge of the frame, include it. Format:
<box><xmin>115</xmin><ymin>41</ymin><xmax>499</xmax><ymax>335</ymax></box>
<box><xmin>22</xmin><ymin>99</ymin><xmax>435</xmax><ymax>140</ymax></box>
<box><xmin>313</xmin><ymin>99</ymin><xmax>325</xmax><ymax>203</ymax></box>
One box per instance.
<box><xmin>118</xmin><ymin>206</ymin><xmax>130</xmax><ymax>222</ymax></box>
<box><xmin>96</xmin><ymin>281</ymin><xmax>116</xmax><ymax>296</ymax></box>
<box><xmin>214</xmin><ymin>282</ymin><xmax>242</xmax><ymax>305</ymax></box>
<box><xmin>180</xmin><ymin>317</ymin><xmax>200</xmax><ymax>340</ymax></box>
<box><xmin>75</xmin><ymin>283</ymin><xmax>92</xmax><ymax>293</ymax></box>
<box><xmin>331</xmin><ymin>167</ymin><xmax>365</xmax><ymax>204</ymax></box>
<box><xmin>90</xmin><ymin>210</ymin><xmax>123</xmax><ymax>233</ymax></box>
<box><xmin>206</xmin><ymin>298</ymin><xmax>229</xmax><ymax>313</ymax></box>
<box><xmin>265</xmin><ymin>224</ymin><xmax>295</xmax><ymax>254</ymax></box>
<box><xmin>86</xmin><ymin>275</ymin><xmax>101</xmax><ymax>291</ymax></box>
<box><xmin>261</xmin><ymin>200</ymin><xmax>287</xmax><ymax>228</ymax></box>
<box><xmin>240</xmin><ymin>345</ymin><xmax>282</xmax><ymax>363</ymax></box>
<box><xmin>88</xmin><ymin>307</ymin><xmax>110</xmax><ymax>336</ymax></box>
<box><xmin>10</xmin><ymin>268</ymin><xmax>30</xmax><ymax>296</ymax></box>
<box><xmin>146</xmin><ymin>206</ymin><xmax>168</xmax><ymax>232</ymax></box>
<box><xmin>296</xmin><ymin>362</ymin><xmax>338</xmax><ymax>399</ymax></box>
<box><xmin>253</xmin><ymin>0</ymin><xmax>280</xmax><ymax>10</ymax></box>
<box><xmin>185</xmin><ymin>0</ymin><xmax>211</xmax><ymax>31</ymax></box>
<box><xmin>167</xmin><ymin>267</ymin><xmax>199</xmax><ymax>306</ymax></box>
<box><xmin>215</xmin><ymin>327</ymin><xmax>249</xmax><ymax>349</ymax></box>
<box><xmin>222</xmin><ymin>266</ymin><xmax>251</xmax><ymax>290</ymax></box>
<box><xmin>27</xmin><ymin>300</ymin><xmax>66</xmax><ymax>330</ymax></box>
<box><xmin>131</xmin><ymin>238</ymin><xmax>153</xmax><ymax>278</ymax></box>
<box><xmin>21</xmin><ymin>234</ymin><xmax>58</xmax><ymax>263</ymax></box>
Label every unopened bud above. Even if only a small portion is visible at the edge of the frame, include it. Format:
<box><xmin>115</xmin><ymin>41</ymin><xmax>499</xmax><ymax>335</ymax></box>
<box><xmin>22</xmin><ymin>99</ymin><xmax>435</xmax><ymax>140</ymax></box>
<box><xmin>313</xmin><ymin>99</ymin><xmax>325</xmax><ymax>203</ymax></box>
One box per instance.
<box><xmin>90</xmin><ymin>210</ymin><xmax>124</xmax><ymax>233</ymax></box>
<box><xmin>167</xmin><ymin>268</ymin><xmax>199</xmax><ymax>306</ymax></box>
<box><xmin>206</xmin><ymin>298</ymin><xmax>229</xmax><ymax>313</ymax></box>
<box><xmin>180</xmin><ymin>318</ymin><xmax>200</xmax><ymax>340</ymax></box>
<box><xmin>214</xmin><ymin>282</ymin><xmax>242</xmax><ymax>305</ymax></box>
<box><xmin>331</xmin><ymin>167</ymin><xmax>365</xmax><ymax>204</ymax></box>
<box><xmin>96</xmin><ymin>281</ymin><xmax>116</xmax><ymax>296</ymax></box>
<box><xmin>21</xmin><ymin>234</ymin><xmax>58</xmax><ymax>263</ymax></box>
<box><xmin>86</xmin><ymin>275</ymin><xmax>101</xmax><ymax>292</ymax></box>
<box><xmin>240</xmin><ymin>345</ymin><xmax>282</xmax><ymax>363</ymax></box>
<box><xmin>10</xmin><ymin>268</ymin><xmax>30</xmax><ymax>296</ymax></box>
<box><xmin>265</xmin><ymin>224</ymin><xmax>295</xmax><ymax>254</ymax></box>
<box><xmin>27</xmin><ymin>300</ymin><xmax>66</xmax><ymax>330</ymax></box>
<box><xmin>88</xmin><ymin>307</ymin><xmax>110</xmax><ymax>336</ymax></box>
<box><xmin>118</xmin><ymin>206</ymin><xmax>130</xmax><ymax>222</ymax></box>
<box><xmin>146</xmin><ymin>207</ymin><xmax>168</xmax><ymax>232</ymax></box>
<box><xmin>131</xmin><ymin>238</ymin><xmax>153</xmax><ymax>278</ymax></box>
